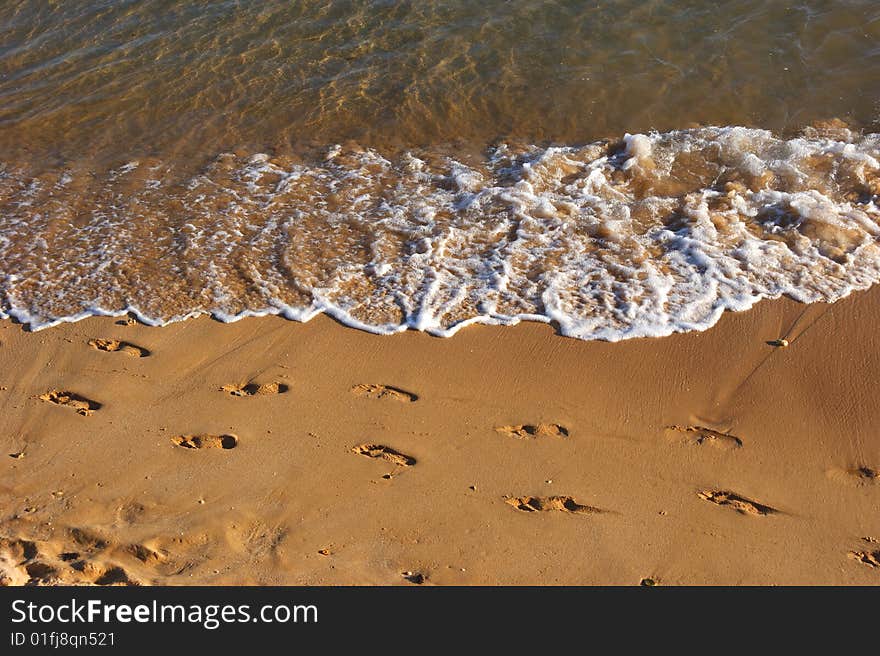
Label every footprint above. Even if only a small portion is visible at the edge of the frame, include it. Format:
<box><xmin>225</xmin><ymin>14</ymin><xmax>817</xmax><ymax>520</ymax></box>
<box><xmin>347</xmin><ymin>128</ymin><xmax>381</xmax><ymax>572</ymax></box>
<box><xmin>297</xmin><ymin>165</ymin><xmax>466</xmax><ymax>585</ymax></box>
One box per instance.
<box><xmin>93</xmin><ymin>565</ymin><xmax>138</xmax><ymax>586</ymax></box>
<box><xmin>0</xmin><ymin>532</ymin><xmax>145</xmax><ymax>586</ymax></box>
<box><xmin>67</xmin><ymin>559</ymin><xmax>140</xmax><ymax>586</ymax></box>
<box><xmin>698</xmin><ymin>490</ymin><xmax>776</xmax><ymax>516</ymax></box>
<box><xmin>0</xmin><ymin>537</ymin><xmax>38</xmax><ymax>562</ymax></box>
<box><xmin>0</xmin><ymin>539</ymin><xmax>46</xmax><ymax>585</ymax></box>
<box><xmin>351</xmin><ymin>443</ymin><xmax>415</xmax><ymax>467</ymax></box>
<box><xmin>88</xmin><ymin>338</ymin><xmax>149</xmax><ymax>357</ymax></box>
<box><xmin>115</xmin><ymin>502</ymin><xmax>146</xmax><ymax>526</ymax></box>
<box><xmin>171</xmin><ymin>434</ymin><xmax>238</xmax><ymax>450</ymax></box>
<box><xmin>24</xmin><ymin>561</ymin><xmax>59</xmax><ymax>584</ymax></box>
<box><xmin>496</xmin><ymin>423</ymin><xmax>569</xmax><ymax>439</ymax></box>
<box><xmin>401</xmin><ymin>571</ymin><xmax>425</xmax><ymax>584</ymax></box>
<box><xmin>221</xmin><ymin>382</ymin><xmax>288</xmax><ymax>397</ymax></box>
<box><xmin>827</xmin><ymin>466</ymin><xmax>879</xmax><ymax>487</ymax></box>
<box><xmin>68</xmin><ymin>527</ymin><xmax>108</xmax><ymax>552</ymax></box>
<box><xmin>504</xmin><ymin>495</ymin><xmax>601</xmax><ymax>514</ymax></box>
<box><xmin>226</xmin><ymin>521</ymin><xmax>287</xmax><ymax>561</ymax></box>
<box><xmin>124</xmin><ymin>544</ymin><xmax>168</xmax><ymax>565</ymax></box>
<box><xmin>848</xmin><ymin>550</ymin><xmax>880</xmax><ymax>569</ymax></box>
<box><xmin>666</xmin><ymin>425</ymin><xmax>742</xmax><ymax>450</ymax></box>
<box><xmin>351</xmin><ymin>384</ymin><xmax>417</xmax><ymax>403</ymax></box>
<box><xmin>38</xmin><ymin>390</ymin><xmax>101</xmax><ymax>416</ymax></box>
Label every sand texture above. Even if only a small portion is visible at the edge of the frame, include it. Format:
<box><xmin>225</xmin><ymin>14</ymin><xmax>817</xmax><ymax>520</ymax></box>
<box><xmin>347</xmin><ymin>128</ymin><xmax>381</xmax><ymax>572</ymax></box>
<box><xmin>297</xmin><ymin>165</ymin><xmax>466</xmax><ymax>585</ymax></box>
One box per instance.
<box><xmin>1</xmin><ymin>288</ymin><xmax>880</xmax><ymax>585</ymax></box>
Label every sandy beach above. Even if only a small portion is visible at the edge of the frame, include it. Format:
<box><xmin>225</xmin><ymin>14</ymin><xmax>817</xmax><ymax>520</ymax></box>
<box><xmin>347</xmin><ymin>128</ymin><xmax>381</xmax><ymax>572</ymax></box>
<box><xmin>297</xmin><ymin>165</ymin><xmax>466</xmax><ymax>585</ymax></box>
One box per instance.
<box><xmin>1</xmin><ymin>286</ymin><xmax>878</xmax><ymax>586</ymax></box>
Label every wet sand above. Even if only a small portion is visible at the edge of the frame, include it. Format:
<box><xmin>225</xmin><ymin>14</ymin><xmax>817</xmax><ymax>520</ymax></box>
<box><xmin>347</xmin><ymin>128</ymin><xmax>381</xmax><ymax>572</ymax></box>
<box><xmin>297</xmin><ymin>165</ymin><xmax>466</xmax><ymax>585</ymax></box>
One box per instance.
<box><xmin>1</xmin><ymin>288</ymin><xmax>879</xmax><ymax>585</ymax></box>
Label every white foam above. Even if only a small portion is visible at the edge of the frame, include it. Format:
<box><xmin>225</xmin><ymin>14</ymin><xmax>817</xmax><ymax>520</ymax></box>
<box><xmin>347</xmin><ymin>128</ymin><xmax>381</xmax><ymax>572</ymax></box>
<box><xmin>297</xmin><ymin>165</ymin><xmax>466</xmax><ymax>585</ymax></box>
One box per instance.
<box><xmin>1</xmin><ymin>126</ymin><xmax>878</xmax><ymax>340</ymax></box>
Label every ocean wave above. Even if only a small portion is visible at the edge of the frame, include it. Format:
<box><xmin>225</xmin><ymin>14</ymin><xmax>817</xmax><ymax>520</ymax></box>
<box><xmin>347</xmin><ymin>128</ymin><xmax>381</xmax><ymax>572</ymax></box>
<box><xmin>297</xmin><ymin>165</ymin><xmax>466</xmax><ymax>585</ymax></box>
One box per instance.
<box><xmin>1</xmin><ymin>124</ymin><xmax>878</xmax><ymax>340</ymax></box>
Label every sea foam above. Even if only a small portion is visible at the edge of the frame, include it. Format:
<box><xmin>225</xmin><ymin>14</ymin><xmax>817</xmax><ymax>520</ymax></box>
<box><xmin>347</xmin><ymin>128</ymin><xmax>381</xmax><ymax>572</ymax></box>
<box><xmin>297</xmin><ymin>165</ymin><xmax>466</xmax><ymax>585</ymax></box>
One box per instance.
<box><xmin>0</xmin><ymin>126</ymin><xmax>878</xmax><ymax>340</ymax></box>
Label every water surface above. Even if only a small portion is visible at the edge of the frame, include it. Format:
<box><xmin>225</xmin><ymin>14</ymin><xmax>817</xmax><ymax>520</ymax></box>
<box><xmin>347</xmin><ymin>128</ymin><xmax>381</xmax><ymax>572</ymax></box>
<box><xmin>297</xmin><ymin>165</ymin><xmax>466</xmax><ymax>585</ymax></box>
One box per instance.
<box><xmin>1</xmin><ymin>1</ymin><xmax>879</xmax><ymax>339</ymax></box>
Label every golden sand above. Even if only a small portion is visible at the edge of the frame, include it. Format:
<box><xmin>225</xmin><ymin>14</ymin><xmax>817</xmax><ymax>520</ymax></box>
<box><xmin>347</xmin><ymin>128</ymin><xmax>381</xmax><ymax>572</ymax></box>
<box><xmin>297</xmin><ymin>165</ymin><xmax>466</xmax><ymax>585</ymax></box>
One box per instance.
<box><xmin>1</xmin><ymin>287</ymin><xmax>880</xmax><ymax>585</ymax></box>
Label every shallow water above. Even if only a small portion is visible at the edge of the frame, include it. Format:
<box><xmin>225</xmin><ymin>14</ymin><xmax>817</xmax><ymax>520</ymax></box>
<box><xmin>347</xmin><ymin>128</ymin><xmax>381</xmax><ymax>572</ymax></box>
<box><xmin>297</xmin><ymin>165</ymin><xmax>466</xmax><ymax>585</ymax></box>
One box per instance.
<box><xmin>0</xmin><ymin>1</ymin><xmax>879</xmax><ymax>338</ymax></box>
<box><xmin>2</xmin><ymin>0</ymin><xmax>879</xmax><ymax>166</ymax></box>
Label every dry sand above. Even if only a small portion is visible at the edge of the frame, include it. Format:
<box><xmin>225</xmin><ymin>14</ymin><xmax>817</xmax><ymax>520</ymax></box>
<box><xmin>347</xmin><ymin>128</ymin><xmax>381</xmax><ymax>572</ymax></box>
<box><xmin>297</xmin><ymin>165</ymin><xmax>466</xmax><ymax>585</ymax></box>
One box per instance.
<box><xmin>1</xmin><ymin>287</ymin><xmax>879</xmax><ymax>585</ymax></box>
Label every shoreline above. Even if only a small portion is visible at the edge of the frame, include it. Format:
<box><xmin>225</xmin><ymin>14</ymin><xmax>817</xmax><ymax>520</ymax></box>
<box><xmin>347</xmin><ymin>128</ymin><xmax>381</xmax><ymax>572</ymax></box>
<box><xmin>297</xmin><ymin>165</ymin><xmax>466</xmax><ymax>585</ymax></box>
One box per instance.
<box><xmin>3</xmin><ymin>125</ymin><xmax>879</xmax><ymax>343</ymax></box>
<box><xmin>1</xmin><ymin>286</ymin><xmax>879</xmax><ymax>584</ymax></box>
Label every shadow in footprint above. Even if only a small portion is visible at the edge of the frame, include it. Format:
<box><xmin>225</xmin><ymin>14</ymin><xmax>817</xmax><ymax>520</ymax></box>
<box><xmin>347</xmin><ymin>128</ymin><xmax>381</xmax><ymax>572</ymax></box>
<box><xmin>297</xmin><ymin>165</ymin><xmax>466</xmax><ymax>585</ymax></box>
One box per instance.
<box><xmin>505</xmin><ymin>495</ymin><xmax>601</xmax><ymax>515</ymax></box>
<box><xmin>88</xmin><ymin>339</ymin><xmax>150</xmax><ymax>357</ymax></box>
<box><xmin>171</xmin><ymin>434</ymin><xmax>238</xmax><ymax>450</ymax></box>
<box><xmin>125</xmin><ymin>544</ymin><xmax>167</xmax><ymax>565</ymax></box>
<box><xmin>352</xmin><ymin>443</ymin><xmax>415</xmax><ymax>467</ymax></box>
<box><xmin>39</xmin><ymin>390</ymin><xmax>101</xmax><ymax>416</ymax></box>
<box><xmin>698</xmin><ymin>490</ymin><xmax>776</xmax><ymax>516</ymax></box>
<box><xmin>402</xmin><ymin>571</ymin><xmax>425</xmax><ymax>584</ymax></box>
<box><xmin>351</xmin><ymin>384</ymin><xmax>417</xmax><ymax>403</ymax></box>
<box><xmin>94</xmin><ymin>566</ymin><xmax>138</xmax><ymax>586</ymax></box>
<box><xmin>849</xmin><ymin>549</ymin><xmax>880</xmax><ymax>569</ymax></box>
<box><xmin>25</xmin><ymin>562</ymin><xmax>57</xmax><ymax>584</ymax></box>
<box><xmin>666</xmin><ymin>425</ymin><xmax>742</xmax><ymax>450</ymax></box>
<box><xmin>496</xmin><ymin>423</ymin><xmax>569</xmax><ymax>439</ymax></box>
<box><xmin>221</xmin><ymin>382</ymin><xmax>288</xmax><ymax>397</ymax></box>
